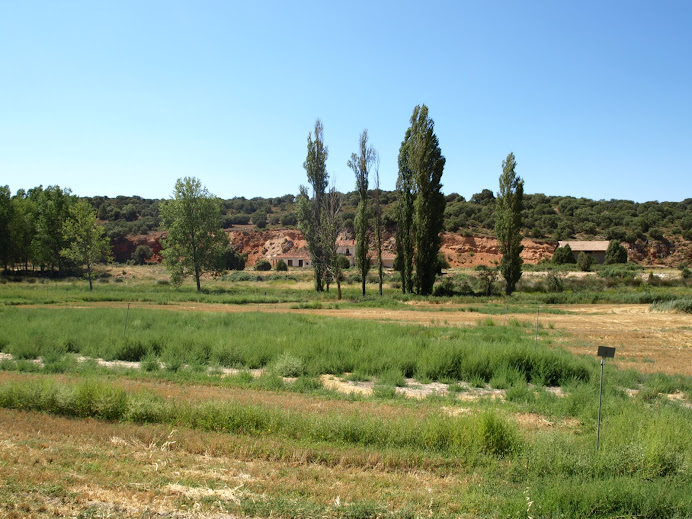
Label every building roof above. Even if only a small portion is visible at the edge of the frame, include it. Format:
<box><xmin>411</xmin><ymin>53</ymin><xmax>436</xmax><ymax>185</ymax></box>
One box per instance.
<box><xmin>558</xmin><ymin>240</ymin><xmax>610</xmax><ymax>252</ymax></box>
<box><xmin>336</xmin><ymin>240</ymin><xmax>356</xmax><ymax>247</ymax></box>
<box><xmin>269</xmin><ymin>248</ymin><xmax>311</xmax><ymax>260</ymax></box>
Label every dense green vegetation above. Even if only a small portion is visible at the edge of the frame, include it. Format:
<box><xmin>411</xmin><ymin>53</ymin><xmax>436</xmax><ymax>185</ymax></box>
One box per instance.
<box><xmin>0</xmin><ymin>301</ymin><xmax>691</xmax><ymax>517</ymax></box>
<box><xmin>5</xmin><ymin>183</ymin><xmax>690</xmax><ymax>275</ymax></box>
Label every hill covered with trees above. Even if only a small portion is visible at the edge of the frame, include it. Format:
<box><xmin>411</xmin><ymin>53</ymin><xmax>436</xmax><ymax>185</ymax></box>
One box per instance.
<box><xmin>2</xmin><ymin>184</ymin><xmax>692</xmax><ymax>272</ymax></box>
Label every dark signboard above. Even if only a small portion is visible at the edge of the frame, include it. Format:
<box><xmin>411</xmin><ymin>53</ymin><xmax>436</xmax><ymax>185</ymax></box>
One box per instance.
<box><xmin>597</xmin><ymin>346</ymin><xmax>616</xmax><ymax>358</ymax></box>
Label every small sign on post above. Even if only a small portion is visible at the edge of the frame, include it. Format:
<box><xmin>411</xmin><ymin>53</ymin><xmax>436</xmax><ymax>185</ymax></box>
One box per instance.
<box><xmin>596</xmin><ymin>345</ymin><xmax>616</xmax><ymax>450</ymax></box>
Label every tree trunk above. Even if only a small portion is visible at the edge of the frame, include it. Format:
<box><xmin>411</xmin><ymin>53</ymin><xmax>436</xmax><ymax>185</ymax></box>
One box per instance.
<box><xmin>337</xmin><ymin>278</ymin><xmax>342</xmax><ymax>300</ymax></box>
<box><xmin>87</xmin><ymin>264</ymin><xmax>93</xmax><ymax>291</ymax></box>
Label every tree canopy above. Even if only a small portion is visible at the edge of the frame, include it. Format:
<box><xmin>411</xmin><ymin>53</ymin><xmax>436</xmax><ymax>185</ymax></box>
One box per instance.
<box><xmin>160</xmin><ymin>177</ymin><xmax>229</xmax><ymax>291</ymax></box>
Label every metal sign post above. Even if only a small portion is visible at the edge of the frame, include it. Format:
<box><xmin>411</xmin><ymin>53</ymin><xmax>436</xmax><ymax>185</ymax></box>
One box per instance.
<box><xmin>534</xmin><ymin>306</ymin><xmax>540</xmax><ymax>349</ymax></box>
<box><xmin>596</xmin><ymin>346</ymin><xmax>615</xmax><ymax>450</ymax></box>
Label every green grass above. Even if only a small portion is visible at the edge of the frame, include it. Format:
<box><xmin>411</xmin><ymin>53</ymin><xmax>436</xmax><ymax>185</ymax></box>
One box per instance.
<box><xmin>0</xmin><ymin>306</ymin><xmax>592</xmax><ymax>386</ymax></box>
<box><xmin>1</xmin><ymin>372</ymin><xmax>691</xmax><ymax>517</ymax></box>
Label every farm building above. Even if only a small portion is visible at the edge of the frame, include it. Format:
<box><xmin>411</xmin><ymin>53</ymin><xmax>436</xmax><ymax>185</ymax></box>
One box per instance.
<box><xmin>336</xmin><ymin>240</ymin><xmax>356</xmax><ymax>265</ymax></box>
<box><xmin>557</xmin><ymin>240</ymin><xmax>610</xmax><ymax>264</ymax></box>
<box><xmin>267</xmin><ymin>246</ymin><xmax>396</xmax><ymax>269</ymax></box>
<box><xmin>268</xmin><ymin>248</ymin><xmax>312</xmax><ymax>268</ymax></box>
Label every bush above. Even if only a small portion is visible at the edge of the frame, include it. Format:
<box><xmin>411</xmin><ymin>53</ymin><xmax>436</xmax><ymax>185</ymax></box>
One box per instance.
<box><xmin>477</xmin><ymin>411</ymin><xmax>519</xmax><ymax>457</ymax></box>
<box><xmin>552</xmin><ymin>245</ymin><xmax>576</xmax><ymax>264</ymax></box>
<box><xmin>253</xmin><ymin>210</ymin><xmax>267</xmax><ymax>229</ymax></box>
<box><xmin>275</xmin><ymin>259</ymin><xmax>288</xmax><ymax>271</ymax></box>
<box><xmin>270</xmin><ymin>352</ymin><xmax>304</xmax><ymax>377</ymax></box>
<box><xmin>577</xmin><ymin>251</ymin><xmax>594</xmax><ymax>272</ymax></box>
<box><xmin>337</xmin><ymin>254</ymin><xmax>351</xmax><ymax>270</ymax></box>
<box><xmin>604</xmin><ymin>240</ymin><xmax>628</xmax><ymax>264</ymax></box>
<box><xmin>281</xmin><ymin>213</ymin><xmax>297</xmax><ymax>226</ymax></box>
<box><xmin>254</xmin><ymin>259</ymin><xmax>271</xmax><ymax>271</ymax></box>
<box><xmin>131</xmin><ymin>245</ymin><xmax>154</xmax><ymax>265</ymax></box>
<box><xmin>216</xmin><ymin>246</ymin><xmax>246</xmax><ymax>271</ymax></box>
<box><xmin>649</xmin><ymin>228</ymin><xmax>664</xmax><ymax>241</ymax></box>
<box><xmin>228</xmin><ymin>214</ymin><xmax>250</xmax><ymax>225</ymax></box>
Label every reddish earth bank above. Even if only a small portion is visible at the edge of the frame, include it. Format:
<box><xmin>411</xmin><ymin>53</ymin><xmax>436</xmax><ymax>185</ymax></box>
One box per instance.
<box><xmin>115</xmin><ymin>228</ymin><xmax>691</xmax><ymax>267</ymax></box>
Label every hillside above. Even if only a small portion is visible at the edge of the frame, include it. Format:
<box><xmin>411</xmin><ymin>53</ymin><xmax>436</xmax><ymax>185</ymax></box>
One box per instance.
<box><xmin>114</xmin><ymin>228</ymin><xmax>692</xmax><ymax>268</ymax></box>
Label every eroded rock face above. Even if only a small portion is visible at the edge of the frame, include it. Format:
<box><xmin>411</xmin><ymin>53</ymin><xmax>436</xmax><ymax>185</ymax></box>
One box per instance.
<box><xmin>439</xmin><ymin>234</ymin><xmax>556</xmax><ymax>267</ymax></box>
<box><xmin>115</xmin><ymin>228</ymin><xmax>691</xmax><ymax>267</ymax></box>
<box><xmin>112</xmin><ymin>231</ymin><xmax>165</xmax><ymax>263</ymax></box>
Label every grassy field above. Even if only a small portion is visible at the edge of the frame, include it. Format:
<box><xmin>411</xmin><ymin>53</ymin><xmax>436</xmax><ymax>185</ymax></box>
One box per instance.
<box><xmin>1</xmin><ymin>267</ymin><xmax>692</xmax><ymax>518</ymax></box>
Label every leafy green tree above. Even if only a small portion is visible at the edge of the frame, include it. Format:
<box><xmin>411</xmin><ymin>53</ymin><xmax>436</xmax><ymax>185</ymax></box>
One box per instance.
<box><xmin>60</xmin><ymin>200</ymin><xmax>112</xmax><ymax>290</ymax></box>
<box><xmin>275</xmin><ymin>259</ymin><xmax>288</xmax><ymax>271</ymax></box>
<box><xmin>552</xmin><ymin>245</ymin><xmax>576</xmax><ymax>264</ymax></box>
<box><xmin>348</xmin><ymin>129</ymin><xmax>377</xmax><ymax>296</ymax></box>
<box><xmin>396</xmin><ymin>134</ymin><xmax>415</xmax><ymax>294</ymax></box>
<box><xmin>0</xmin><ymin>186</ymin><xmax>12</xmax><ymax>272</ymax></box>
<box><xmin>33</xmin><ymin>186</ymin><xmax>75</xmax><ymax>273</ymax></box>
<box><xmin>397</xmin><ymin>104</ymin><xmax>446</xmax><ymax>295</ymax></box>
<box><xmin>319</xmin><ymin>187</ymin><xmax>344</xmax><ymax>299</ymax></box>
<box><xmin>160</xmin><ymin>177</ymin><xmax>229</xmax><ymax>291</ymax></box>
<box><xmin>9</xmin><ymin>191</ymin><xmax>36</xmax><ymax>272</ymax></box>
<box><xmin>604</xmin><ymin>239</ymin><xmax>628</xmax><ymax>264</ymax></box>
<box><xmin>495</xmin><ymin>152</ymin><xmax>524</xmax><ymax>295</ymax></box>
<box><xmin>298</xmin><ymin>119</ymin><xmax>329</xmax><ymax>291</ymax></box>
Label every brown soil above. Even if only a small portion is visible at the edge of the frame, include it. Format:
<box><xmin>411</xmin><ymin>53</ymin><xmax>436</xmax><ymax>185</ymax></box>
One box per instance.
<box><xmin>115</xmin><ymin>228</ymin><xmax>692</xmax><ymax>267</ymax></box>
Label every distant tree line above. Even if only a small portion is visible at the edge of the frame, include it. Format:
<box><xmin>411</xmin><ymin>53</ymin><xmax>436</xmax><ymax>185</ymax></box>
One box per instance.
<box><xmin>0</xmin><ymin>185</ymin><xmax>110</xmax><ymax>288</ymax></box>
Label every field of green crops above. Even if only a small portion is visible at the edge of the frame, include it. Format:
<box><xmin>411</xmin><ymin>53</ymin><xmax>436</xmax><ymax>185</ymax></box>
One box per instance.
<box><xmin>1</xmin><ymin>271</ymin><xmax>691</xmax><ymax>518</ymax></box>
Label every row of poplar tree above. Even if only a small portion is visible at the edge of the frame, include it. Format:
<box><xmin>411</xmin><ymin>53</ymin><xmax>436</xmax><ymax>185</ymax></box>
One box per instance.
<box><xmin>297</xmin><ymin>104</ymin><xmax>526</xmax><ymax>297</ymax></box>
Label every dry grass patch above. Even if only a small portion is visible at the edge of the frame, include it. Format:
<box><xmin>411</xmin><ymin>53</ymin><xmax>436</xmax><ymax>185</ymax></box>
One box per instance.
<box><xmin>0</xmin><ymin>408</ymin><xmax>473</xmax><ymax>518</ymax></box>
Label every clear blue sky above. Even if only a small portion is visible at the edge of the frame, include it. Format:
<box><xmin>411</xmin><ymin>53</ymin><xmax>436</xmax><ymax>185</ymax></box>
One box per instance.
<box><xmin>1</xmin><ymin>1</ymin><xmax>690</xmax><ymax>202</ymax></box>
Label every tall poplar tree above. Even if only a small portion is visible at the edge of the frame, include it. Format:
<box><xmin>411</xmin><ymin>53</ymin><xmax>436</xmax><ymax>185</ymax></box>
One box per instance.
<box><xmin>348</xmin><ymin>129</ymin><xmax>377</xmax><ymax>296</ymax></box>
<box><xmin>299</xmin><ymin>119</ymin><xmax>329</xmax><ymax>292</ymax></box>
<box><xmin>495</xmin><ymin>152</ymin><xmax>524</xmax><ymax>295</ymax></box>
<box><xmin>396</xmin><ymin>131</ymin><xmax>415</xmax><ymax>294</ymax></box>
<box><xmin>397</xmin><ymin>104</ymin><xmax>446</xmax><ymax>296</ymax></box>
<box><xmin>373</xmin><ymin>156</ymin><xmax>384</xmax><ymax>296</ymax></box>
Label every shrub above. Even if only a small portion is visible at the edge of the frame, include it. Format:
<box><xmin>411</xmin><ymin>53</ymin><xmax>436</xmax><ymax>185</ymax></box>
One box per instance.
<box><xmin>649</xmin><ymin>228</ymin><xmax>664</xmax><ymax>241</ymax></box>
<box><xmin>604</xmin><ymin>240</ymin><xmax>628</xmax><ymax>264</ymax></box>
<box><xmin>337</xmin><ymin>254</ymin><xmax>351</xmax><ymax>270</ymax></box>
<box><xmin>477</xmin><ymin>410</ymin><xmax>520</xmax><ymax>457</ymax></box>
<box><xmin>577</xmin><ymin>251</ymin><xmax>594</xmax><ymax>272</ymax></box>
<box><xmin>253</xmin><ymin>210</ymin><xmax>267</xmax><ymax>229</ymax></box>
<box><xmin>281</xmin><ymin>213</ymin><xmax>297</xmax><ymax>226</ymax></box>
<box><xmin>546</xmin><ymin>271</ymin><xmax>564</xmax><ymax>292</ymax></box>
<box><xmin>275</xmin><ymin>259</ymin><xmax>288</xmax><ymax>271</ymax></box>
<box><xmin>116</xmin><ymin>339</ymin><xmax>148</xmax><ymax>362</ymax></box>
<box><xmin>271</xmin><ymin>352</ymin><xmax>304</xmax><ymax>377</ymax></box>
<box><xmin>254</xmin><ymin>259</ymin><xmax>271</xmax><ymax>271</ymax></box>
<box><xmin>552</xmin><ymin>245</ymin><xmax>576</xmax><ymax>264</ymax></box>
<box><xmin>228</xmin><ymin>214</ymin><xmax>250</xmax><ymax>225</ymax></box>
<box><xmin>131</xmin><ymin>245</ymin><xmax>153</xmax><ymax>265</ymax></box>
<box><xmin>216</xmin><ymin>246</ymin><xmax>246</xmax><ymax>271</ymax></box>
